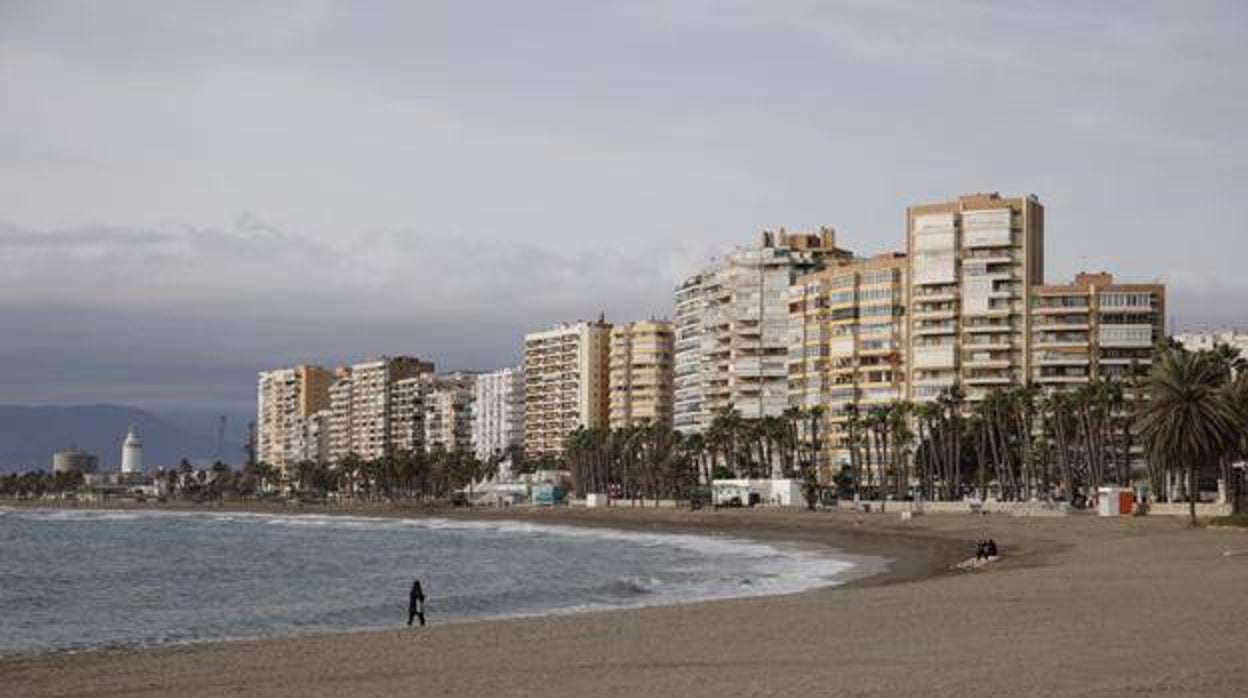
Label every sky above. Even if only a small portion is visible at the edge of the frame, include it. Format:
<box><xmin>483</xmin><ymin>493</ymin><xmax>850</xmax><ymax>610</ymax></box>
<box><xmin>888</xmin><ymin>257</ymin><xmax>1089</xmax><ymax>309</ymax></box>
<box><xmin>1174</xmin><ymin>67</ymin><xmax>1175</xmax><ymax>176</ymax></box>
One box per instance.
<box><xmin>1</xmin><ymin>0</ymin><xmax>1245</xmax><ymax>415</ymax></box>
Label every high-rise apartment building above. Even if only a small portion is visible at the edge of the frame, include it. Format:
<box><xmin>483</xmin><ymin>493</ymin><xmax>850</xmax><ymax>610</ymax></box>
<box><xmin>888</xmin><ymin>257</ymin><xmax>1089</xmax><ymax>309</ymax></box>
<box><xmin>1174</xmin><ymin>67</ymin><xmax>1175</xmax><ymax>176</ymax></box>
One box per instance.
<box><xmin>1031</xmin><ymin>273</ymin><xmax>1165</xmax><ymax>389</ymax></box>
<box><xmin>789</xmin><ymin>253</ymin><xmax>908</xmax><ymax>472</ymax></box>
<box><xmin>609</xmin><ymin>320</ymin><xmax>675</xmax><ymax>429</ymax></box>
<box><xmin>424</xmin><ymin>373</ymin><xmax>477</xmax><ymax>454</ymax></box>
<box><xmin>327</xmin><ymin>370</ymin><xmax>353</xmax><ymax>462</ymax></box>
<box><xmin>388</xmin><ymin>375</ymin><xmax>429</xmax><ymax>454</ymax></box>
<box><xmin>677</xmin><ymin>229</ymin><xmax>853</xmax><ymax>430</ymax></box>
<box><xmin>326</xmin><ymin>356</ymin><xmax>435</xmax><ymax>462</ymax></box>
<box><xmin>906</xmin><ymin>193</ymin><xmax>1044</xmax><ymax>403</ymax></box>
<box><xmin>523</xmin><ymin>320</ymin><xmax>611</xmax><ymax>457</ymax></box>
<box><xmin>673</xmin><ymin>274</ymin><xmax>707</xmax><ymax>433</ymax></box>
<box><xmin>472</xmin><ymin>367</ymin><xmax>525</xmax><ymax>461</ymax></box>
<box><xmin>256</xmin><ymin>364</ymin><xmax>332</xmax><ymax>476</ymax></box>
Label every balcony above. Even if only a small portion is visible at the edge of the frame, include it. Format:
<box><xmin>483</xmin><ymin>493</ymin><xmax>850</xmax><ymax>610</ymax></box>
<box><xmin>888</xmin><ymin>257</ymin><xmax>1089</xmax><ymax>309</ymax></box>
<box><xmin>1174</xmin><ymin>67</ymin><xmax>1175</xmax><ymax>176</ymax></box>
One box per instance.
<box><xmin>913</xmin><ymin>345</ymin><xmax>956</xmax><ymax>369</ymax></box>
<box><xmin>915</xmin><ymin>321</ymin><xmax>957</xmax><ymax>336</ymax></box>
<box><xmin>963</xmin><ymin>324</ymin><xmax>1015</xmax><ymax>334</ymax></box>
<box><xmin>1034</xmin><ymin>352</ymin><xmax>1090</xmax><ymax>365</ymax></box>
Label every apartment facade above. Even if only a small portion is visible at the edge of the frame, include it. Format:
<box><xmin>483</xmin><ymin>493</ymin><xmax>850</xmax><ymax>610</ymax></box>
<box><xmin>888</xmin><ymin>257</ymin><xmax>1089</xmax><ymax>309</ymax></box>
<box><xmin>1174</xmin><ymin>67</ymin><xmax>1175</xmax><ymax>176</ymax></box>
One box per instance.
<box><xmin>609</xmin><ymin>320</ymin><xmax>676</xmax><ymax>429</ymax></box>
<box><xmin>327</xmin><ymin>356</ymin><xmax>435</xmax><ymax>462</ymax></box>
<box><xmin>673</xmin><ymin>274</ymin><xmax>707</xmax><ymax>433</ymax></box>
<box><xmin>789</xmin><ymin>253</ymin><xmax>908</xmax><ymax>472</ymax></box>
<box><xmin>687</xmin><ymin>229</ymin><xmax>853</xmax><ymax>428</ymax></box>
<box><xmin>472</xmin><ymin>366</ymin><xmax>525</xmax><ymax>461</ymax></box>
<box><xmin>523</xmin><ymin>320</ymin><xmax>611</xmax><ymax>457</ymax></box>
<box><xmin>256</xmin><ymin>364</ymin><xmax>332</xmax><ymax>476</ymax></box>
<box><xmin>906</xmin><ymin>193</ymin><xmax>1044</xmax><ymax>403</ymax></box>
<box><xmin>1030</xmin><ymin>273</ymin><xmax>1165</xmax><ymax>389</ymax></box>
<box><xmin>423</xmin><ymin>373</ymin><xmax>477</xmax><ymax>454</ymax></box>
<box><xmin>388</xmin><ymin>375</ymin><xmax>429</xmax><ymax>454</ymax></box>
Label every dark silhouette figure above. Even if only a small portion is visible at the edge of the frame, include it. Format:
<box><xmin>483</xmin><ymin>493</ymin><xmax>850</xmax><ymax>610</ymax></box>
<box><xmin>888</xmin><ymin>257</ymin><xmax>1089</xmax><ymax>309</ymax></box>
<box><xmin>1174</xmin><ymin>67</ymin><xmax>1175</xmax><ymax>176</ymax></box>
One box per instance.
<box><xmin>975</xmin><ymin>540</ymin><xmax>988</xmax><ymax>561</ymax></box>
<box><xmin>408</xmin><ymin>579</ymin><xmax>426</xmax><ymax>627</ymax></box>
<box><xmin>985</xmin><ymin>539</ymin><xmax>998</xmax><ymax>558</ymax></box>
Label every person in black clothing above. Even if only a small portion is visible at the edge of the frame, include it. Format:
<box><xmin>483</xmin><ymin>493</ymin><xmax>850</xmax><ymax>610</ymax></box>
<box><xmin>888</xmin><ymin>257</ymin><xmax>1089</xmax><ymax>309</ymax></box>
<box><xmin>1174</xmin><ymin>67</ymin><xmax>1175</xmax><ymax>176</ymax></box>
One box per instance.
<box><xmin>985</xmin><ymin>539</ymin><xmax>998</xmax><ymax>558</ymax></box>
<box><xmin>975</xmin><ymin>540</ymin><xmax>988</xmax><ymax>561</ymax></box>
<box><xmin>408</xmin><ymin>579</ymin><xmax>426</xmax><ymax>627</ymax></box>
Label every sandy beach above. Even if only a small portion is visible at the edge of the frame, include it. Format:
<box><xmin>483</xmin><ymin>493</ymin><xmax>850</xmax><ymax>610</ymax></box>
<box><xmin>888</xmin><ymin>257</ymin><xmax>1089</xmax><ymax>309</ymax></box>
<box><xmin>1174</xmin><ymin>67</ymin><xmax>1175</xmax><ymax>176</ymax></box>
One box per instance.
<box><xmin>4</xmin><ymin>505</ymin><xmax>1248</xmax><ymax>697</ymax></box>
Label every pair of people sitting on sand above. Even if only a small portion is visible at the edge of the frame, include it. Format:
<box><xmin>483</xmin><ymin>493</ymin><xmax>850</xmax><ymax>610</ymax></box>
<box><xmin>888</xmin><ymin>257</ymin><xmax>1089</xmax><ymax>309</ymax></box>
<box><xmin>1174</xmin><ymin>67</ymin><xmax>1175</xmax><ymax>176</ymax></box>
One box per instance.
<box><xmin>975</xmin><ymin>539</ymin><xmax>999</xmax><ymax>561</ymax></box>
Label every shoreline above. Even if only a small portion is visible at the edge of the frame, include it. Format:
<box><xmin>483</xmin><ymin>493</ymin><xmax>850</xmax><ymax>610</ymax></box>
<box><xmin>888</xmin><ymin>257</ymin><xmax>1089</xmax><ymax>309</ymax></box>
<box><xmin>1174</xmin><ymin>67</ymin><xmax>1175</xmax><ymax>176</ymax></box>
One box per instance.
<box><xmin>0</xmin><ymin>502</ymin><xmax>905</xmax><ymax>660</ymax></box>
<box><xmin>0</xmin><ymin>498</ymin><xmax>975</xmax><ymax>588</ymax></box>
<box><xmin>7</xmin><ymin>503</ymin><xmax>1244</xmax><ymax>696</ymax></box>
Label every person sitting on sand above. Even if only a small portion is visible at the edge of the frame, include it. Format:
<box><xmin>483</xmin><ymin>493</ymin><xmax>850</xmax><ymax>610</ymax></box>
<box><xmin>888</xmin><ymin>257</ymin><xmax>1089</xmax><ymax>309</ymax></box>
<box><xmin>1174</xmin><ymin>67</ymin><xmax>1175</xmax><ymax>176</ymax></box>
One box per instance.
<box><xmin>408</xmin><ymin>578</ymin><xmax>426</xmax><ymax>627</ymax></box>
<box><xmin>975</xmin><ymin>540</ymin><xmax>988</xmax><ymax>561</ymax></box>
<box><xmin>985</xmin><ymin>539</ymin><xmax>998</xmax><ymax>558</ymax></box>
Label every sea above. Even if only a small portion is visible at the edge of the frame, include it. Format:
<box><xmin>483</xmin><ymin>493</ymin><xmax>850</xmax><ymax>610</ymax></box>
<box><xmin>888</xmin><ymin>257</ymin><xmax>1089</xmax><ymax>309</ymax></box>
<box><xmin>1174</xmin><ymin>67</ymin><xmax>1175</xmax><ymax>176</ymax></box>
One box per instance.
<box><xmin>0</xmin><ymin>507</ymin><xmax>862</xmax><ymax>657</ymax></box>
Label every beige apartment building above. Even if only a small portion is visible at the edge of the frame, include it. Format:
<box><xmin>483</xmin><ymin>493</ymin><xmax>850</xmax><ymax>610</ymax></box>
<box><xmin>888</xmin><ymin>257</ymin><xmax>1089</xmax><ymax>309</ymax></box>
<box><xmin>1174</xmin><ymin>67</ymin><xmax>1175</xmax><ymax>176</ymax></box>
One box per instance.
<box><xmin>1031</xmin><ymin>272</ymin><xmax>1165</xmax><ymax>389</ymax></box>
<box><xmin>906</xmin><ymin>193</ymin><xmax>1044</xmax><ymax>403</ymax></box>
<box><xmin>327</xmin><ymin>356</ymin><xmax>435</xmax><ymax>462</ymax></box>
<box><xmin>523</xmin><ymin>320</ymin><xmax>611</xmax><ymax>457</ymax></box>
<box><xmin>676</xmin><ymin>229</ymin><xmax>854</xmax><ymax>431</ymax></box>
<box><xmin>256</xmin><ymin>364</ymin><xmax>332</xmax><ymax>477</ymax></box>
<box><xmin>609</xmin><ymin>320</ymin><xmax>675</xmax><ymax>429</ymax></box>
<box><xmin>789</xmin><ymin>253</ymin><xmax>908</xmax><ymax>473</ymax></box>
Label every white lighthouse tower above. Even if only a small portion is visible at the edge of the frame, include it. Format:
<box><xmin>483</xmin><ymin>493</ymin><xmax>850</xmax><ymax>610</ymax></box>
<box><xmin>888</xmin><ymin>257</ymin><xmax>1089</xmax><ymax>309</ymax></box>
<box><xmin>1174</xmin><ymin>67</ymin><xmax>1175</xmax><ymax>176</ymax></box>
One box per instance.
<box><xmin>121</xmin><ymin>425</ymin><xmax>143</xmax><ymax>474</ymax></box>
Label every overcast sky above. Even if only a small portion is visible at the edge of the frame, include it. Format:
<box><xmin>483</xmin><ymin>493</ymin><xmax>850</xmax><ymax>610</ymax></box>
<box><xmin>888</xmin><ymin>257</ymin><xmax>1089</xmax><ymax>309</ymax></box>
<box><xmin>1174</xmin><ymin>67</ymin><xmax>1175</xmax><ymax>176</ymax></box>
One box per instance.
<box><xmin>1</xmin><ymin>0</ymin><xmax>1245</xmax><ymax>415</ymax></box>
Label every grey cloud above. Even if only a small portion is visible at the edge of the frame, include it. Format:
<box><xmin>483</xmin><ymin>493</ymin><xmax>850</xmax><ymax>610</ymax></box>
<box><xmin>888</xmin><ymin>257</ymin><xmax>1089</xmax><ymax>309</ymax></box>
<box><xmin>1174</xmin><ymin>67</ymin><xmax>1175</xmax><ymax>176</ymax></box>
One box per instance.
<box><xmin>0</xmin><ymin>219</ymin><xmax>675</xmax><ymax>412</ymax></box>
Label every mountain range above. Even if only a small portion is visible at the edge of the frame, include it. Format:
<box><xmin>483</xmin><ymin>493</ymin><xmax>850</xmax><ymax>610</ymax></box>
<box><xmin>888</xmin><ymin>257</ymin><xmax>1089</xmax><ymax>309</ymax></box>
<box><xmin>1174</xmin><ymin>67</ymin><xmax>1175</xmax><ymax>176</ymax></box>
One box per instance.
<box><xmin>0</xmin><ymin>405</ymin><xmax>251</xmax><ymax>473</ymax></box>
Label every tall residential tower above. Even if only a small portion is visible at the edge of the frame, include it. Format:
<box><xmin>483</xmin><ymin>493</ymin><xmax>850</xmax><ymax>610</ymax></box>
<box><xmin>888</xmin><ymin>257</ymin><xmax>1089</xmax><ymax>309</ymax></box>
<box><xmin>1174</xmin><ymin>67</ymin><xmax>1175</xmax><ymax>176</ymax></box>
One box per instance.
<box><xmin>906</xmin><ymin>193</ymin><xmax>1044</xmax><ymax>403</ymax></box>
<box><xmin>608</xmin><ymin>320</ymin><xmax>675</xmax><ymax>429</ymax></box>
<box><xmin>523</xmin><ymin>320</ymin><xmax>611</xmax><ymax>457</ymax></box>
<box><xmin>675</xmin><ymin>229</ymin><xmax>853</xmax><ymax>431</ymax></box>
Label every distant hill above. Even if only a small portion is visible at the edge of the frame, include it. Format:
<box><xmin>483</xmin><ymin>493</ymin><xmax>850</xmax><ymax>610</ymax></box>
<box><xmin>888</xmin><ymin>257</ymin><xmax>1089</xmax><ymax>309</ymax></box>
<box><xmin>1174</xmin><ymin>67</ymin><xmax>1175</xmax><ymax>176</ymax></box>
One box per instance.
<box><xmin>0</xmin><ymin>405</ymin><xmax>227</xmax><ymax>473</ymax></box>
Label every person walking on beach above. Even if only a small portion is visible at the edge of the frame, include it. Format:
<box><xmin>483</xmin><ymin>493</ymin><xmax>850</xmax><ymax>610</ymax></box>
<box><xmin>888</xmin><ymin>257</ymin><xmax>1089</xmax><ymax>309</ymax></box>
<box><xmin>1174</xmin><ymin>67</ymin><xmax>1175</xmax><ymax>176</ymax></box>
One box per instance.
<box><xmin>408</xmin><ymin>578</ymin><xmax>426</xmax><ymax>627</ymax></box>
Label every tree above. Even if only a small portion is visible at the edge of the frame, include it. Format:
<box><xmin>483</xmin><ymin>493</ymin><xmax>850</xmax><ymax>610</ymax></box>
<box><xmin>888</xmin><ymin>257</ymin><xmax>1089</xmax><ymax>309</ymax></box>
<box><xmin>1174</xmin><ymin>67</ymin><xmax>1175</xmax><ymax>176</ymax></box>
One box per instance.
<box><xmin>1136</xmin><ymin>348</ymin><xmax>1240</xmax><ymax>523</ymax></box>
<box><xmin>1219</xmin><ymin>373</ymin><xmax>1248</xmax><ymax>512</ymax></box>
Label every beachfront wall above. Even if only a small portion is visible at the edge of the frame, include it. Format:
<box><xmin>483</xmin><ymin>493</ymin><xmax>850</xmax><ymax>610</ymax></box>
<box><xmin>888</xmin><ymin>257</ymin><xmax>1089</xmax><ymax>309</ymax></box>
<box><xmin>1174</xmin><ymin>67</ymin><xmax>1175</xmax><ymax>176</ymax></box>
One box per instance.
<box><xmin>1144</xmin><ymin>502</ymin><xmax>1232</xmax><ymax>518</ymax></box>
<box><xmin>571</xmin><ymin>497</ymin><xmax>683</xmax><ymax>509</ymax></box>
<box><xmin>837</xmin><ymin>499</ymin><xmax>1233</xmax><ymax>518</ymax></box>
<box><xmin>837</xmin><ymin>500</ymin><xmax>1066</xmax><ymax>516</ymax></box>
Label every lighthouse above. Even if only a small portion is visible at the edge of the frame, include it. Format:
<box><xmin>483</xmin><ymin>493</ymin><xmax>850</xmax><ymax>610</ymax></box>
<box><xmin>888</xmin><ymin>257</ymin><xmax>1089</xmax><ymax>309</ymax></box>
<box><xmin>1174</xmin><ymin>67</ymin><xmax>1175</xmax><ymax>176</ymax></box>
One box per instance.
<box><xmin>121</xmin><ymin>425</ymin><xmax>143</xmax><ymax>474</ymax></box>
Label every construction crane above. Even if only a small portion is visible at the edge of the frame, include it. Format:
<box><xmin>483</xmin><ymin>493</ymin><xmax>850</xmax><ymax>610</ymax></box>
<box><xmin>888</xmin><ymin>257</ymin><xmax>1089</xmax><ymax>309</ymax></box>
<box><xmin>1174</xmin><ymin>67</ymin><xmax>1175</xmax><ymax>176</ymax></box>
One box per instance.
<box><xmin>244</xmin><ymin>421</ymin><xmax>257</xmax><ymax>468</ymax></box>
<box><xmin>215</xmin><ymin>415</ymin><xmax>227</xmax><ymax>464</ymax></box>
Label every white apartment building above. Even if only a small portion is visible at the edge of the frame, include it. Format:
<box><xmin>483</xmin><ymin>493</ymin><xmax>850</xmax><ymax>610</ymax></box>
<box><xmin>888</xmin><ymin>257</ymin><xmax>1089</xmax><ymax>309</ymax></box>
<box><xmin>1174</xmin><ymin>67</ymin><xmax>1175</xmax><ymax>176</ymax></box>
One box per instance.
<box><xmin>523</xmin><ymin>320</ymin><xmax>611</xmax><ymax>457</ymax></box>
<box><xmin>677</xmin><ymin>229</ymin><xmax>852</xmax><ymax>430</ymax></box>
<box><xmin>673</xmin><ymin>274</ymin><xmax>707</xmax><ymax>433</ymax></box>
<box><xmin>473</xmin><ymin>367</ymin><xmax>525</xmax><ymax>461</ymax></box>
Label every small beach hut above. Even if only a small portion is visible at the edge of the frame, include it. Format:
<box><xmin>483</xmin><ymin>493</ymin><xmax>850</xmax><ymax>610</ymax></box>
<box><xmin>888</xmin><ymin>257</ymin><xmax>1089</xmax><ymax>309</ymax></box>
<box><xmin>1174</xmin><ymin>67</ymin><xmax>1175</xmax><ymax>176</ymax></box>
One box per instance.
<box><xmin>1097</xmin><ymin>486</ymin><xmax>1135</xmax><ymax>516</ymax></box>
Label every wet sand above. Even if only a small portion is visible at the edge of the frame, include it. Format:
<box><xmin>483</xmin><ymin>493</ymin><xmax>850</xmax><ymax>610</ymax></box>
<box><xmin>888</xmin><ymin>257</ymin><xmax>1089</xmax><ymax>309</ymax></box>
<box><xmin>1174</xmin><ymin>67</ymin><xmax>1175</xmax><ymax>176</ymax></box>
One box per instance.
<box><xmin>4</xmin><ymin>505</ymin><xmax>1248</xmax><ymax>697</ymax></box>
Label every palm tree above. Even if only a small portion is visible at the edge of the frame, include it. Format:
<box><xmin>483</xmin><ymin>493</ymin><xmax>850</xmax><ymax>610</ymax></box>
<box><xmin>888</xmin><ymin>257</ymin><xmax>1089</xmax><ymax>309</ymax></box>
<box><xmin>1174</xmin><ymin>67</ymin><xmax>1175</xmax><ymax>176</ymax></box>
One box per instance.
<box><xmin>1136</xmin><ymin>349</ymin><xmax>1240</xmax><ymax>523</ymax></box>
<box><xmin>1219</xmin><ymin>373</ymin><xmax>1248</xmax><ymax>512</ymax></box>
<box><xmin>706</xmin><ymin>407</ymin><xmax>743</xmax><ymax>479</ymax></box>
